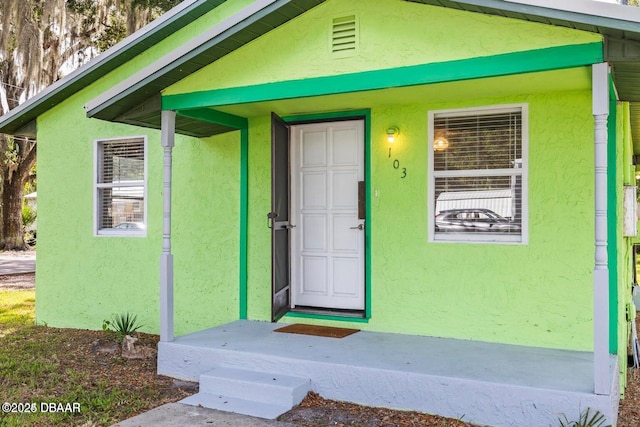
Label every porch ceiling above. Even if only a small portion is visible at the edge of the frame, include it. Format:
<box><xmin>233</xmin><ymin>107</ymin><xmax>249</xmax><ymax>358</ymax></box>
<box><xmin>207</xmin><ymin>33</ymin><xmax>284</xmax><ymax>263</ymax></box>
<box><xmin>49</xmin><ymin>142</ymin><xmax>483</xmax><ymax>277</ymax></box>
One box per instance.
<box><xmin>112</xmin><ymin>93</ymin><xmax>238</xmax><ymax>138</ymax></box>
<box><xmin>607</xmin><ymin>42</ymin><xmax>640</xmax><ymax>154</ymax></box>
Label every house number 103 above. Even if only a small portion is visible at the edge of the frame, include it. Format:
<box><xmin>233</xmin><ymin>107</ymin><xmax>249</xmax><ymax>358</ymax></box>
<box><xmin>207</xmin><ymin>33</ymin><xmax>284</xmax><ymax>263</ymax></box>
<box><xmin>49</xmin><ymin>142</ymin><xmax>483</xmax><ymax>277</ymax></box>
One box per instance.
<box><xmin>389</xmin><ymin>148</ymin><xmax>407</xmax><ymax>179</ymax></box>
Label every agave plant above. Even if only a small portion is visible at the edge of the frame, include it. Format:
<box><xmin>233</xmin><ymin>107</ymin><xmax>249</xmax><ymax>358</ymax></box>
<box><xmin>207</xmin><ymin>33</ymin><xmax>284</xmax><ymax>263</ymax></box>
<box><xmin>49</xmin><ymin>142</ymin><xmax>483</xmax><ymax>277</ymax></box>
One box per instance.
<box><xmin>557</xmin><ymin>408</ymin><xmax>611</xmax><ymax>427</ymax></box>
<box><xmin>102</xmin><ymin>313</ymin><xmax>143</xmax><ymax>343</ymax></box>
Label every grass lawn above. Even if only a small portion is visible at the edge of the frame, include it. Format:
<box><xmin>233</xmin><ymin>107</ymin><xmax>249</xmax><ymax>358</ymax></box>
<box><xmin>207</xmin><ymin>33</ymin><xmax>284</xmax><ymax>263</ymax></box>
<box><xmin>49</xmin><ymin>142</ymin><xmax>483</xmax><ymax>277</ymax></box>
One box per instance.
<box><xmin>0</xmin><ymin>290</ymin><xmax>34</xmax><ymax>337</ymax></box>
<box><xmin>0</xmin><ymin>290</ymin><xmax>192</xmax><ymax>427</ymax></box>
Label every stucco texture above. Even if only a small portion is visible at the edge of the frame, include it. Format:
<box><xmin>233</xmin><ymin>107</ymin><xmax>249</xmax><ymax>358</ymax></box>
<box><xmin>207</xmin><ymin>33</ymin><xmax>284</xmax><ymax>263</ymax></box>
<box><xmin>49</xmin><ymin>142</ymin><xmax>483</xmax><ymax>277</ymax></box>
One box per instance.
<box><xmin>246</xmin><ymin>116</ymin><xmax>273</xmax><ymax>322</ymax></box>
<box><xmin>165</xmin><ymin>0</ymin><xmax>600</xmax><ymax>96</ymax></box>
<box><xmin>241</xmin><ymin>90</ymin><xmax>595</xmax><ymax>351</ymax></box>
<box><xmin>35</xmin><ymin>0</ymin><xmax>606</xmax><ymax>353</ymax></box>
<box><xmin>161</xmin><ymin>0</ymin><xmax>599</xmax><ymax>351</ymax></box>
<box><xmin>615</xmin><ymin>101</ymin><xmax>636</xmax><ymax>392</ymax></box>
<box><xmin>33</xmin><ymin>0</ymin><xmax>261</xmax><ymax>335</ymax></box>
<box><xmin>386</xmin><ymin>92</ymin><xmax>594</xmax><ymax>350</ymax></box>
<box><xmin>36</xmin><ymin>94</ymin><xmax>241</xmax><ymax>337</ymax></box>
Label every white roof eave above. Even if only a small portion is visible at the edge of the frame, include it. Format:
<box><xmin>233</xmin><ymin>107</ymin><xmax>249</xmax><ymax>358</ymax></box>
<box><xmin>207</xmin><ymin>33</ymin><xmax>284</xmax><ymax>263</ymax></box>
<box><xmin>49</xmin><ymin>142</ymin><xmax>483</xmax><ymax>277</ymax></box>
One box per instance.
<box><xmin>505</xmin><ymin>0</ymin><xmax>640</xmax><ymax>24</ymax></box>
<box><xmin>0</xmin><ymin>0</ymin><xmax>208</xmax><ymax>132</ymax></box>
<box><xmin>84</xmin><ymin>0</ymin><xmax>280</xmax><ymax>118</ymax></box>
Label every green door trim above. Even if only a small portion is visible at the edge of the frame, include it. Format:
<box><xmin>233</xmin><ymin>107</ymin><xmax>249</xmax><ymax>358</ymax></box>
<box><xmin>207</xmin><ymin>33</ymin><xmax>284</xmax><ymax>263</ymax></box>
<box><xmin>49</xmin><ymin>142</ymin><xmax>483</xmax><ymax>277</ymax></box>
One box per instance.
<box><xmin>163</xmin><ymin>42</ymin><xmax>603</xmax><ymax>112</ymax></box>
<box><xmin>240</xmin><ymin>127</ymin><xmax>248</xmax><ymax>319</ymax></box>
<box><xmin>281</xmin><ymin>109</ymin><xmax>372</xmax><ymax>322</ymax></box>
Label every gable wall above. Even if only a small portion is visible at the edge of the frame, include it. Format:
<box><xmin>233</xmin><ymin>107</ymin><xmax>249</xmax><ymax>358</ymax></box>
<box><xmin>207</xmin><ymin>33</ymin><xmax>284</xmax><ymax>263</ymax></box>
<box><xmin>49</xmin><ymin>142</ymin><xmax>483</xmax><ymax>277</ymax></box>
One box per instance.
<box><xmin>165</xmin><ymin>0</ymin><xmax>601</xmax><ymax>96</ymax></box>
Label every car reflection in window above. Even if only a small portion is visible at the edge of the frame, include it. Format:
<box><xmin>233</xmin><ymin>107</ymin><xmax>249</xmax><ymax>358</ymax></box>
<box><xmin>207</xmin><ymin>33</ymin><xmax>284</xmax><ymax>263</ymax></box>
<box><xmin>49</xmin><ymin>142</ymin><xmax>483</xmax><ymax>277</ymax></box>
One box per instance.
<box><xmin>435</xmin><ymin>209</ymin><xmax>520</xmax><ymax>233</ymax></box>
<box><xmin>113</xmin><ymin>222</ymin><xmax>145</xmax><ymax>230</ymax></box>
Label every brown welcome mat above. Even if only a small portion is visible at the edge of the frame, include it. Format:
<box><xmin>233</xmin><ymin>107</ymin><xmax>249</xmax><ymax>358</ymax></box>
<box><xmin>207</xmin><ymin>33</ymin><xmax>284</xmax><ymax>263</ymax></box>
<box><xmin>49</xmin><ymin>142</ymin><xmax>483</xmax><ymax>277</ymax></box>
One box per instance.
<box><xmin>274</xmin><ymin>323</ymin><xmax>360</xmax><ymax>338</ymax></box>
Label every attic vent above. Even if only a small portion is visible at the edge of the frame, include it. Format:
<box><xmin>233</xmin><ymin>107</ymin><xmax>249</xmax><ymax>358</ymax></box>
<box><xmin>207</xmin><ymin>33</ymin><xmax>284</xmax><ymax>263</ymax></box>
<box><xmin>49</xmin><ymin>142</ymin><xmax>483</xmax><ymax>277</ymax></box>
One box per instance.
<box><xmin>332</xmin><ymin>15</ymin><xmax>357</xmax><ymax>54</ymax></box>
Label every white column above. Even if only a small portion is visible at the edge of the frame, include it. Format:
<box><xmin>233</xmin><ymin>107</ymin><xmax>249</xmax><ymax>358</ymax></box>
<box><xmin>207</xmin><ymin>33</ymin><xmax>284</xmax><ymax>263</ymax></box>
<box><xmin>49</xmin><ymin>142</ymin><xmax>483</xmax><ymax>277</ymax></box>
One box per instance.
<box><xmin>592</xmin><ymin>62</ymin><xmax>610</xmax><ymax>395</ymax></box>
<box><xmin>160</xmin><ymin>110</ymin><xmax>176</xmax><ymax>342</ymax></box>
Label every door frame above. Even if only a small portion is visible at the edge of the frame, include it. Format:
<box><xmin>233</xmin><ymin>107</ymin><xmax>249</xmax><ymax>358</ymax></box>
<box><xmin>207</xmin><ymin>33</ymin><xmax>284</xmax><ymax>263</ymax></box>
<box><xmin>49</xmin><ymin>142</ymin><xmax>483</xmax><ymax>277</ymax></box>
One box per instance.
<box><xmin>279</xmin><ymin>109</ymin><xmax>372</xmax><ymax>321</ymax></box>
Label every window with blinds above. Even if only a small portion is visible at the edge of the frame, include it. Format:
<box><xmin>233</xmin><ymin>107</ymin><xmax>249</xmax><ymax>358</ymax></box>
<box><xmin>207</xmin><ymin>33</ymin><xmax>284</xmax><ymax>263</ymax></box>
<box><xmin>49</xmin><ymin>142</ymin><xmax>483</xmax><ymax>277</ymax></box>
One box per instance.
<box><xmin>95</xmin><ymin>137</ymin><xmax>146</xmax><ymax>236</ymax></box>
<box><xmin>429</xmin><ymin>105</ymin><xmax>527</xmax><ymax>243</ymax></box>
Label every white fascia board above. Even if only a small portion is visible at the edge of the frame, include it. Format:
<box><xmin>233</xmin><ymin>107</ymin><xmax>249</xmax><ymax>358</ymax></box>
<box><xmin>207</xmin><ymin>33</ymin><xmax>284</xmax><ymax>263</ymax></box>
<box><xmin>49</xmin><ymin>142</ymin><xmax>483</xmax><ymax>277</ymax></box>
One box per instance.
<box><xmin>0</xmin><ymin>0</ymin><xmax>205</xmax><ymax>129</ymax></box>
<box><xmin>84</xmin><ymin>0</ymin><xmax>280</xmax><ymax>117</ymax></box>
<box><xmin>506</xmin><ymin>0</ymin><xmax>640</xmax><ymax>24</ymax></box>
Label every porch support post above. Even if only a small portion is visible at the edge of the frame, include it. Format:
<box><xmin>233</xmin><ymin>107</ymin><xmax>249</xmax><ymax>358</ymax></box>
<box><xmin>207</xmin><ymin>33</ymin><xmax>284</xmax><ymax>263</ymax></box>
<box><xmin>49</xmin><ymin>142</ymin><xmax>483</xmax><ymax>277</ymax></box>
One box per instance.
<box><xmin>160</xmin><ymin>110</ymin><xmax>176</xmax><ymax>342</ymax></box>
<box><xmin>592</xmin><ymin>62</ymin><xmax>610</xmax><ymax>395</ymax></box>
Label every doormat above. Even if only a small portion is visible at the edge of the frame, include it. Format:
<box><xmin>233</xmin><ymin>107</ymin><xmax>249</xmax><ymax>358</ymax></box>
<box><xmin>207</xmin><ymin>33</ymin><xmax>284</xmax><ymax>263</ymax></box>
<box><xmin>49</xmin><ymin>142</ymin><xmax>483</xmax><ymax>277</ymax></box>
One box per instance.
<box><xmin>274</xmin><ymin>324</ymin><xmax>360</xmax><ymax>338</ymax></box>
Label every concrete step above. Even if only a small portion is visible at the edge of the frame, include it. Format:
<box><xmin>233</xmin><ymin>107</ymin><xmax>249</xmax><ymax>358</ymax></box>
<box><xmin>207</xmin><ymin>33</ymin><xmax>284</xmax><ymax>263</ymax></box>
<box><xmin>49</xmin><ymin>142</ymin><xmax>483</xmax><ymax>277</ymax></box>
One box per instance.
<box><xmin>180</xmin><ymin>392</ymin><xmax>291</xmax><ymax>419</ymax></box>
<box><xmin>199</xmin><ymin>365</ymin><xmax>311</xmax><ymax>407</ymax></box>
<box><xmin>180</xmin><ymin>365</ymin><xmax>312</xmax><ymax>419</ymax></box>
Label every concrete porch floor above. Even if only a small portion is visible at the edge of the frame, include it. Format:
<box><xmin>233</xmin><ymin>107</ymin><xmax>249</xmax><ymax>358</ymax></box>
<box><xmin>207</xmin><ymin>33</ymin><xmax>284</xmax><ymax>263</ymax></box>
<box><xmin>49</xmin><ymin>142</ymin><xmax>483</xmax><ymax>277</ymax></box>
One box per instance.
<box><xmin>158</xmin><ymin>320</ymin><xmax>620</xmax><ymax>427</ymax></box>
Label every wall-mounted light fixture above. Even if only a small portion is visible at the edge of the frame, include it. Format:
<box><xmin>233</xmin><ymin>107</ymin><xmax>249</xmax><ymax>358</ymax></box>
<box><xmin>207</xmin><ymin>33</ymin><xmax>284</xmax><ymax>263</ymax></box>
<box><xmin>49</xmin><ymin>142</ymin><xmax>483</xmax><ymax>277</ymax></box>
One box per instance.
<box><xmin>386</xmin><ymin>127</ymin><xmax>399</xmax><ymax>143</ymax></box>
<box><xmin>433</xmin><ymin>135</ymin><xmax>449</xmax><ymax>151</ymax></box>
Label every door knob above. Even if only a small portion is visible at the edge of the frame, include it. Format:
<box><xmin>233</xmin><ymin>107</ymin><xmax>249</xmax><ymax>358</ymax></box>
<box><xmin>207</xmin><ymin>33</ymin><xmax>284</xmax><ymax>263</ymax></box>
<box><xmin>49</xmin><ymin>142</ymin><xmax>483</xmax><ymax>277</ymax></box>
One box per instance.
<box><xmin>350</xmin><ymin>224</ymin><xmax>365</xmax><ymax>230</ymax></box>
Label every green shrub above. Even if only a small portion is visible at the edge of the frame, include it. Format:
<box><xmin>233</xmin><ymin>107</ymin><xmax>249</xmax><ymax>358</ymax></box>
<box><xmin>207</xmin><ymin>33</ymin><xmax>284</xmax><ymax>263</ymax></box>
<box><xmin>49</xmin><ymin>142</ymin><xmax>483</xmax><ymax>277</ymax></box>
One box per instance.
<box><xmin>21</xmin><ymin>203</ymin><xmax>36</xmax><ymax>230</ymax></box>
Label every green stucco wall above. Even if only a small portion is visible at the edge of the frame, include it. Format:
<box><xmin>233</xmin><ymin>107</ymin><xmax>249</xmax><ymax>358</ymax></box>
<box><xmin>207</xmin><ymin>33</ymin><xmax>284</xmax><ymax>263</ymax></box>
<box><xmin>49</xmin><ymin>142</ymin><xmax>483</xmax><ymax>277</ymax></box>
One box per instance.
<box><xmin>165</xmin><ymin>0</ymin><xmax>600</xmax><ymax>96</ymax></box>
<box><xmin>34</xmin><ymin>0</ymin><xmax>272</xmax><ymax>336</ymax></box>
<box><xmin>372</xmin><ymin>93</ymin><xmax>593</xmax><ymax>350</ymax></box>
<box><xmin>240</xmin><ymin>90</ymin><xmax>595</xmax><ymax>351</ymax></box>
<box><xmin>36</xmin><ymin>85</ymin><xmax>242</xmax><ymax>334</ymax></box>
<box><xmin>162</xmin><ymin>0</ymin><xmax>600</xmax><ymax>350</ymax></box>
<box><xmin>617</xmin><ymin>101</ymin><xmax>637</xmax><ymax>393</ymax></box>
<box><xmin>34</xmin><ymin>0</ymin><xmax>614</xmax><ymax>354</ymax></box>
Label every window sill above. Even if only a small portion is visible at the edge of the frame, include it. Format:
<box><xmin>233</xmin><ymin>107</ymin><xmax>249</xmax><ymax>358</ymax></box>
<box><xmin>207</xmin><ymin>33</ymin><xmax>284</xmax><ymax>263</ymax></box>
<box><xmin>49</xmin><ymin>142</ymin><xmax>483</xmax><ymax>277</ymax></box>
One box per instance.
<box><xmin>432</xmin><ymin>232</ymin><xmax>525</xmax><ymax>244</ymax></box>
<box><xmin>95</xmin><ymin>230</ymin><xmax>147</xmax><ymax>238</ymax></box>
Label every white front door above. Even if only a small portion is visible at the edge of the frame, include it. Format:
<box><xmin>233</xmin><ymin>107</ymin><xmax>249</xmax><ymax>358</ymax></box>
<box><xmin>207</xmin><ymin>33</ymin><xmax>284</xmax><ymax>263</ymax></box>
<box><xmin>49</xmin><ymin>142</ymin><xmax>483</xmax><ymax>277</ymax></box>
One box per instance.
<box><xmin>290</xmin><ymin>120</ymin><xmax>365</xmax><ymax>310</ymax></box>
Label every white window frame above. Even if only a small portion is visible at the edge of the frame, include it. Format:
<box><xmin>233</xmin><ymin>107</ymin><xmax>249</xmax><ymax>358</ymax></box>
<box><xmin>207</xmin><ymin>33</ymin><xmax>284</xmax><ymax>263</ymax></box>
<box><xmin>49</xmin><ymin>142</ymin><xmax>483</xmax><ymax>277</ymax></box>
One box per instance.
<box><xmin>427</xmin><ymin>104</ymin><xmax>529</xmax><ymax>244</ymax></box>
<box><xmin>93</xmin><ymin>136</ymin><xmax>148</xmax><ymax>237</ymax></box>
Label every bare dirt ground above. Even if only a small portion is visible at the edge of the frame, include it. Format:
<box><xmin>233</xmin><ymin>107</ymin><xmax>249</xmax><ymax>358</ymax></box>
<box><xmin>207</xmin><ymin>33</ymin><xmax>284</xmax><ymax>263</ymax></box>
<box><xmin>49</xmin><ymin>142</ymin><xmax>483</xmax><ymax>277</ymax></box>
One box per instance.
<box><xmin>619</xmin><ymin>359</ymin><xmax>640</xmax><ymax>426</ymax></box>
<box><xmin>279</xmin><ymin>392</ymin><xmax>478</xmax><ymax>426</ymax></box>
<box><xmin>3</xmin><ymin>271</ymin><xmax>640</xmax><ymax>426</ymax></box>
